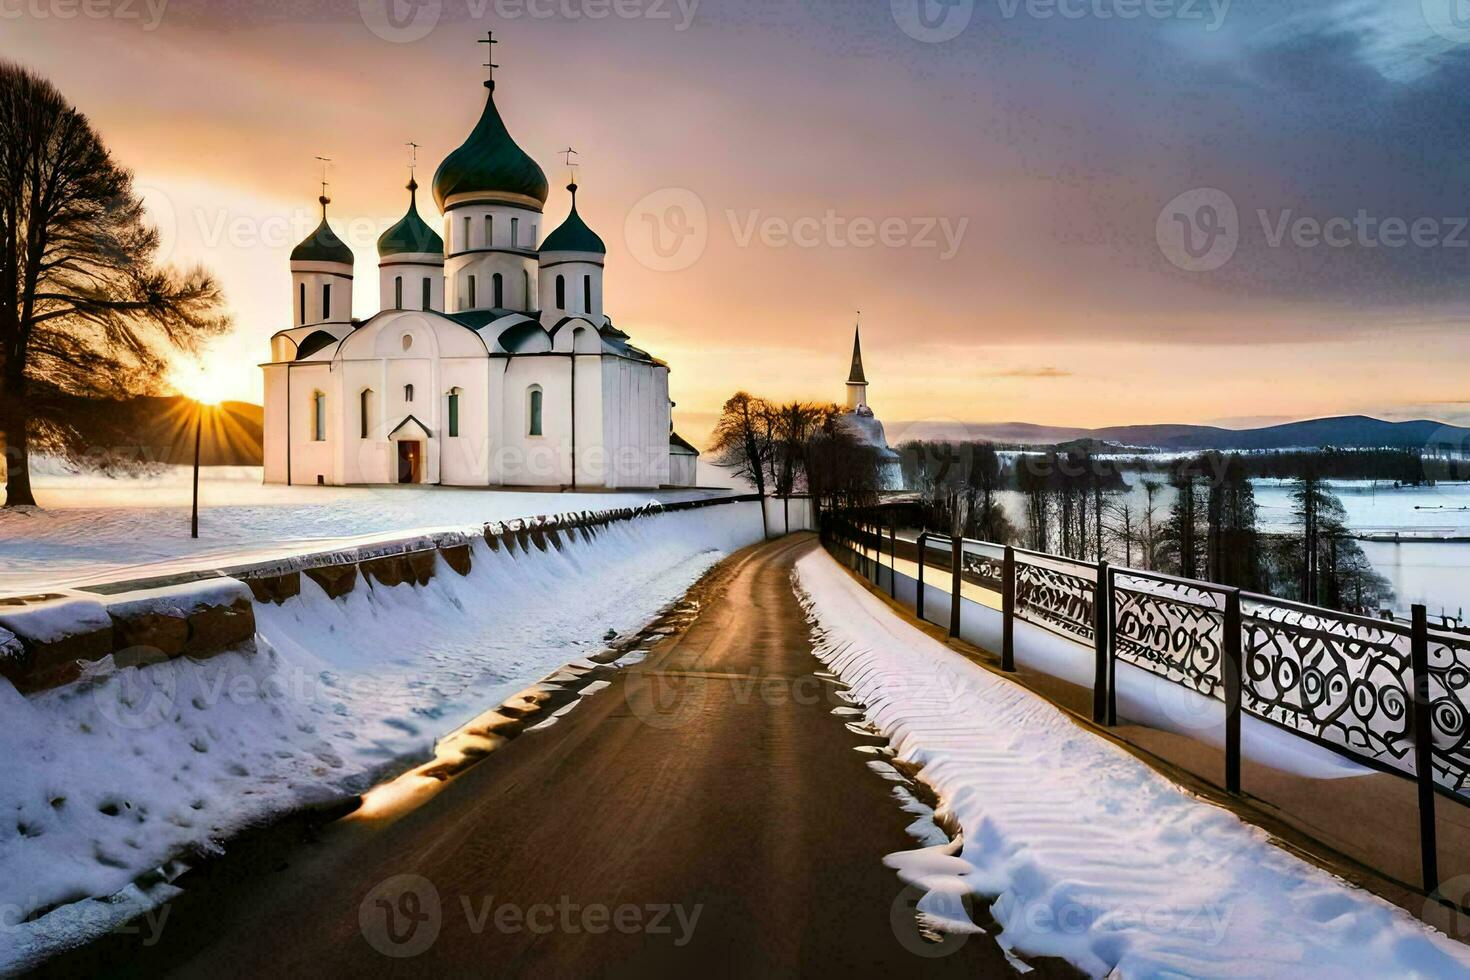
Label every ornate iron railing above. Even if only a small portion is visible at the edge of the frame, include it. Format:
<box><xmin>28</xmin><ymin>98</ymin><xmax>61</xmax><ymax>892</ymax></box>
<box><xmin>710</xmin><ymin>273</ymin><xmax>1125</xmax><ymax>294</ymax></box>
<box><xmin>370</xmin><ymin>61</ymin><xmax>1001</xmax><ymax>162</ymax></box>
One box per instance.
<box><xmin>1112</xmin><ymin>570</ymin><xmax>1229</xmax><ymax>699</ymax></box>
<box><xmin>823</xmin><ymin>508</ymin><xmax>1470</xmax><ymax>895</ymax></box>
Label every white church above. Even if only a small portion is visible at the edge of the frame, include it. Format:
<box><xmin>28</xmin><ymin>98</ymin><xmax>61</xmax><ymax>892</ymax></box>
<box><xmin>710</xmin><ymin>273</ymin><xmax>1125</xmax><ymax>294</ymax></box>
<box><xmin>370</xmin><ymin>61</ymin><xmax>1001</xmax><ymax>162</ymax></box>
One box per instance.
<box><xmin>261</xmin><ymin>52</ymin><xmax>698</xmax><ymax>490</ymax></box>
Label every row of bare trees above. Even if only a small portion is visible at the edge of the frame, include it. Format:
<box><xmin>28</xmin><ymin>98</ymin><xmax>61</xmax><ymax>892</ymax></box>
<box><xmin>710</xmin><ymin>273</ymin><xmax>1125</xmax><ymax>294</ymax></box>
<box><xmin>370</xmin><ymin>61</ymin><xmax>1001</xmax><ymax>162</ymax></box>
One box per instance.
<box><xmin>707</xmin><ymin>392</ymin><xmax>884</xmax><ymax>534</ymax></box>
<box><xmin>899</xmin><ymin>441</ymin><xmax>1394</xmax><ymax>614</ymax></box>
<box><xmin>1</xmin><ymin>60</ymin><xmax>228</xmax><ymax>507</ymax></box>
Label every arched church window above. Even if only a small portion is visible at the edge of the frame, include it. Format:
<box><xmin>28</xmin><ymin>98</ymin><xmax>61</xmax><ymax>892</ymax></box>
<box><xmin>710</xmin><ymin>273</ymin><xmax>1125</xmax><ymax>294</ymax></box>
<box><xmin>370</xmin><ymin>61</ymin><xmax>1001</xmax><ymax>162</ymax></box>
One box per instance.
<box><xmin>555</xmin><ymin>275</ymin><xmax>566</xmax><ymax>310</ymax></box>
<box><xmin>405</xmin><ymin>384</ymin><xmax>415</xmax><ymax>403</ymax></box>
<box><xmin>493</xmin><ymin>273</ymin><xmax>504</xmax><ymax>309</ymax></box>
<box><xmin>448</xmin><ymin>388</ymin><xmax>461</xmax><ymax>438</ymax></box>
<box><xmin>401</xmin><ymin>334</ymin><xmax>413</xmax><ymax>351</ymax></box>
<box><xmin>468</xmin><ymin>275</ymin><xmax>477</xmax><ymax>308</ymax></box>
<box><xmin>359</xmin><ymin>389</ymin><xmax>373</xmax><ymax>439</ymax></box>
<box><xmin>583</xmin><ymin>275</ymin><xmax>591</xmax><ymax>313</ymax></box>
<box><xmin>484</xmin><ymin>214</ymin><xmax>493</xmax><ymax>248</ymax></box>
<box><xmin>511</xmin><ymin>216</ymin><xmax>519</xmax><ymax>247</ymax></box>
<box><xmin>463</xmin><ymin>216</ymin><xmax>471</xmax><ymax>251</ymax></box>
<box><xmin>528</xmin><ymin>386</ymin><xmax>543</xmax><ymax>437</ymax></box>
<box><xmin>422</xmin><ymin>278</ymin><xmax>431</xmax><ymax>311</ymax></box>
<box><xmin>522</xmin><ymin>270</ymin><xmax>531</xmax><ymax>308</ymax></box>
<box><xmin>322</xmin><ymin>283</ymin><xmax>331</xmax><ymax>320</ymax></box>
<box><xmin>298</xmin><ymin>283</ymin><xmax>306</xmax><ymax>325</ymax></box>
<box><xmin>312</xmin><ymin>391</ymin><xmax>326</xmax><ymax>442</ymax></box>
<box><xmin>394</xmin><ymin>276</ymin><xmax>403</xmax><ymax>310</ymax></box>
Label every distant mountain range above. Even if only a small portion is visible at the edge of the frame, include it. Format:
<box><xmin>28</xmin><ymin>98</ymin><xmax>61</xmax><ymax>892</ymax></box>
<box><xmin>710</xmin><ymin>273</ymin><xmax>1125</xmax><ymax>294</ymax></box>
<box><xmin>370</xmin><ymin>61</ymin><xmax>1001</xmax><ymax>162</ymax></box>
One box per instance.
<box><xmin>891</xmin><ymin>415</ymin><xmax>1470</xmax><ymax>452</ymax></box>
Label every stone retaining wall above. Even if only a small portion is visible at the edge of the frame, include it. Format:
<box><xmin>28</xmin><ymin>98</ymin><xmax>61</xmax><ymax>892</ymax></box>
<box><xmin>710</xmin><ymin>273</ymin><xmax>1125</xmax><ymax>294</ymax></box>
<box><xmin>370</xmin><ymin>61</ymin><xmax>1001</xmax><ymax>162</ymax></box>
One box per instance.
<box><xmin>2</xmin><ymin>495</ymin><xmax>765</xmax><ymax>694</ymax></box>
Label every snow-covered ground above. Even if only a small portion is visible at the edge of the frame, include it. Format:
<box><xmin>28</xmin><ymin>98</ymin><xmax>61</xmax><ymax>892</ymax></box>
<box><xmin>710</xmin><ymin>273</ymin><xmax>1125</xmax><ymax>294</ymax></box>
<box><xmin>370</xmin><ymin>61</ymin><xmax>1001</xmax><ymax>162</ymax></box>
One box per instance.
<box><xmin>0</xmin><ymin>502</ymin><xmax>764</xmax><ymax>972</ymax></box>
<box><xmin>0</xmin><ymin>462</ymin><xmax>732</xmax><ymax>595</ymax></box>
<box><xmin>795</xmin><ymin>550</ymin><xmax>1470</xmax><ymax>977</ymax></box>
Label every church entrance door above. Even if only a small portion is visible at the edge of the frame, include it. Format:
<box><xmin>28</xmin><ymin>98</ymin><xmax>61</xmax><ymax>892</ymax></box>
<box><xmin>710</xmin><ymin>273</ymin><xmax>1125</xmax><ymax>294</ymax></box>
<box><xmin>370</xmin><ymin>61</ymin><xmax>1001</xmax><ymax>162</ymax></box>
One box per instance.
<box><xmin>397</xmin><ymin>441</ymin><xmax>423</xmax><ymax>484</ymax></box>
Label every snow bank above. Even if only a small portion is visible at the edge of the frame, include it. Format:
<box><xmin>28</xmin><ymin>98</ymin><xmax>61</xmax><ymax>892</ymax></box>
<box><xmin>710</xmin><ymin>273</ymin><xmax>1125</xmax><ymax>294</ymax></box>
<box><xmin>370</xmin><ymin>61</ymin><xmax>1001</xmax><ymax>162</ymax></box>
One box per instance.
<box><xmin>794</xmin><ymin>550</ymin><xmax>1470</xmax><ymax>978</ymax></box>
<box><xmin>0</xmin><ymin>501</ymin><xmax>763</xmax><ymax>971</ymax></box>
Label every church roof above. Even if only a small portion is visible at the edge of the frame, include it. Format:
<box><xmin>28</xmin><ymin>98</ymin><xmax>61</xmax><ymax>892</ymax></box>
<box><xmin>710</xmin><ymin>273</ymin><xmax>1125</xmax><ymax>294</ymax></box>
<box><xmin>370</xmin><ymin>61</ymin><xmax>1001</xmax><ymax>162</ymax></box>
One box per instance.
<box><xmin>432</xmin><ymin>82</ymin><xmax>548</xmax><ymax>209</ymax></box>
<box><xmin>378</xmin><ymin>179</ymin><xmax>444</xmax><ymax>257</ymax></box>
<box><xmin>847</xmin><ymin>324</ymin><xmax>867</xmax><ymax>385</ymax></box>
<box><xmin>292</xmin><ymin>206</ymin><xmax>354</xmax><ymax>265</ymax></box>
<box><xmin>541</xmin><ymin>183</ymin><xmax>605</xmax><ymax>254</ymax></box>
<box><xmin>670</xmin><ymin>431</ymin><xmax>699</xmax><ymax>456</ymax></box>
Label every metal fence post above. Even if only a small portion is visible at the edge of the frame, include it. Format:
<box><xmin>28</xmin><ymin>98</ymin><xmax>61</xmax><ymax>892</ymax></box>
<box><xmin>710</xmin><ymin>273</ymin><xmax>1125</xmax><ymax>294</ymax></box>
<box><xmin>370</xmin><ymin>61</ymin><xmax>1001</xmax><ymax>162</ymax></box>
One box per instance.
<box><xmin>888</xmin><ymin>517</ymin><xmax>897</xmax><ymax>600</ymax></box>
<box><xmin>949</xmin><ymin>536</ymin><xmax>962</xmax><ymax>639</ymax></box>
<box><xmin>1223</xmin><ymin>589</ymin><xmax>1243</xmax><ymax>794</ymax></box>
<box><xmin>916</xmin><ymin>532</ymin><xmax>928</xmax><ymax>622</ymax></box>
<box><xmin>1410</xmin><ymin>604</ymin><xmax>1440</xmax><ymax>894</ymax></box>
<box><xmin>1093</xmin><ymin>560</ymin><xmax>1111</xmax><ymax>725</ymax></box>
<box><xmin>1106</xmin><ymin>564</ymin><xmax>1118</xmax><ymax>726</ymax></box>
<box><xmin>1002</xmin><ymin>545</ymin><xmax>1016</xmax><ymax>672</ymax></box>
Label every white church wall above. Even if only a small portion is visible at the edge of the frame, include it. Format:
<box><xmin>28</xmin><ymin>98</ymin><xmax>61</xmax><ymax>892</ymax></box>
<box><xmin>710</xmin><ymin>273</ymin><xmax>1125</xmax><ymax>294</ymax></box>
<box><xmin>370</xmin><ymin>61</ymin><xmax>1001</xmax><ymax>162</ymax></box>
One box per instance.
<box><xmin>261</xmin><ymin>364</ymin><xmax>290</xmax><ymax>484</ymax></box>
<box><xmin>286</xmin><ymin>362</ymin><xmax>336</xmax><ymax>486</ymax></box>
<box><xmin>443</xmin><ymin>202</ymin><xmax>542</xmax><ymax>313</ymax></box>
<box><xmin>571</xmin><ymin>344</ymin><xmax>606</xmax><ymax>487</ymax></box>
<box><xmin>378</xmin><ymin>258</ymin><xmax>444</xmax><ymax>314</ymax></box>
<box><xmin>289</xmin><ymin>265</ymin><xmax>353</xmax><ymax>327</ymax></box>
<box><xmin>497</xmin><ymin>355</ymin><xmax>574</xmax><ymax>487</ymax></box>
<box><xmin>600</xmin><ymin>358</ymin><xmax>671</xmax><ymax>489</ymax></box>
<box><xmin>538</xmin><ymin>257</ymin><xmax>602</xmax><ymax>321</ymax></box>
<box><xmin>438</xmin><ymin>357</ymin><xmax>492</xmax><ymax>486</ymax></box>
<box><xmin>669</xmin><ymin>452</ymin><xmax>697</xmax><ymax>487</ymax></box>
<box><xmin>447</xmin><ymin>252</ymin><xmax>538</xmax><ymax>313</ymax></box>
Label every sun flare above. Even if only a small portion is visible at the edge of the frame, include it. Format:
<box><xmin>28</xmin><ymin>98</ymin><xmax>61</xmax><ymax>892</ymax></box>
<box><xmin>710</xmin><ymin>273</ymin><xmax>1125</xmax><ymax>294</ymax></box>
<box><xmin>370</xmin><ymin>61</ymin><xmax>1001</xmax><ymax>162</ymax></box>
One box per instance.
<box><xmin>167</xmin><ymin>357</ymin><xmax>226</xmax><ymax>406</ymax></box>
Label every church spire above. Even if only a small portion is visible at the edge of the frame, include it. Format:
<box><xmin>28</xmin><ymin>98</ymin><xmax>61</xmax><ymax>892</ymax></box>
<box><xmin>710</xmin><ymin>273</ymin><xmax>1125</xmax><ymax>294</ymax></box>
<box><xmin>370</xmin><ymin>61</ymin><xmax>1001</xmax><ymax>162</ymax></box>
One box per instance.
<box><xmin>847</xmin><ymin>314</ymin><xmax>867</xmax><ymax>385</ymax></box>
<box><xmin>845</xmin><ymin>313</ymin><xmax>869</xmax><ymax>413</ymax></box>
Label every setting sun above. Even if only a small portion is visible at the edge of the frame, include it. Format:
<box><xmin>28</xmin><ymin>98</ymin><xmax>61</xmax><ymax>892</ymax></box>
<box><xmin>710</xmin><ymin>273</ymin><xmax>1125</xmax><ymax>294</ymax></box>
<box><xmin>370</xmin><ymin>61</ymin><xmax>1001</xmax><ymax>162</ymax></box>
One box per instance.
<box><xmin>167</xmin><ymin>355</ymin><xmax>227</xmax><ymax>406</ymax></box>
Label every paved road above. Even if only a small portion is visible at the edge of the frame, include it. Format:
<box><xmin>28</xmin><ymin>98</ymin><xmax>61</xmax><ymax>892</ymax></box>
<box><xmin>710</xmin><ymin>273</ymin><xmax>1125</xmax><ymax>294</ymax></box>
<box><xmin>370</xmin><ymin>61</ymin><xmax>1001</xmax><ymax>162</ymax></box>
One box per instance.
<box><xmin>48</xmin><ymin>533</ymin><xmax>1068</xmax><ymax>978</ymax></box>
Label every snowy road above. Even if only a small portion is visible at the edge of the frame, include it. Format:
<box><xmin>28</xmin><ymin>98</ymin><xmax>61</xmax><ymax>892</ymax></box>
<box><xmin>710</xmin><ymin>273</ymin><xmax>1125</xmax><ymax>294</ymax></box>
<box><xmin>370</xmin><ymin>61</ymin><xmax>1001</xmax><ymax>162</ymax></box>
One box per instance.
<box><xmin>32</xmin><ymin>534</ymin><xmax>1064</xmax><ymax>977</ymax></box>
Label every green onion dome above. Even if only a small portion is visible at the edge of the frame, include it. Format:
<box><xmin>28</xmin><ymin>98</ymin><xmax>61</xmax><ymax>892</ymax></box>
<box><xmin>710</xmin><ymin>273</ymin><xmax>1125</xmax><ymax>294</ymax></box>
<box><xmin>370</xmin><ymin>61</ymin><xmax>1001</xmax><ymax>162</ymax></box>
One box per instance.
<box><xmin>432</xmin><ymin>82</ymin><xmax>548</xmax><ymax>210</ymax></box>
<box><xmin>378</xmin><ymin>178</ymin><xmax>444</xmax><ymax>257</ymax></box>
<box><xmin>291</xmin><ymin>197</ymin><xmax>354</xmax><ymax>264</ymax></box>
<box><xmin>541</xmin><ymin>183</ymin><xmax>605</xmax><ymax>254</ymax></box>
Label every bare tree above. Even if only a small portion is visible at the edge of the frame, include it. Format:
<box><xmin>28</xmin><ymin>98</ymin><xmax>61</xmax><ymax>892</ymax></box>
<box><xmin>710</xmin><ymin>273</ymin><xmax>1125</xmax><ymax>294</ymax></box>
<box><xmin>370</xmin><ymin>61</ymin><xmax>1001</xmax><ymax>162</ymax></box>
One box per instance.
<box><xmin>764</xmin><ymin>400</ymin><xmax>835</xmax><ymax>534</ymax></box>
<box><xmin>0</xmin><ymin>61</ymin><xmax>229</xmax><ymax>506</ymax></box>
<box><xmin>1138</xmin><ymin>477</ymin><xmax>1164</xmax><ymax>571</ymax></box>
<box><xmin>1106</xmin><ymin>496</ymin><xmax>1140</xmax><ymax>567</ymax></box>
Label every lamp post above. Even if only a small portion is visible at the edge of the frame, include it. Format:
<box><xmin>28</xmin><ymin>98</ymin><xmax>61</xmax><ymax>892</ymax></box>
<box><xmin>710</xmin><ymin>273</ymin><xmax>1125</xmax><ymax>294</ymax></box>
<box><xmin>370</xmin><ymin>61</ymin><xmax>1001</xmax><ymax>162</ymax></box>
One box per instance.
<box><xmin>191</xmin><ymin>401</ymin><xmax>203</xmax><ymax>538</ymax></box>
<box><xmin>170</xmin><ymin>359</ymin><xmax>221</xmax><ymax>541</ymax></box>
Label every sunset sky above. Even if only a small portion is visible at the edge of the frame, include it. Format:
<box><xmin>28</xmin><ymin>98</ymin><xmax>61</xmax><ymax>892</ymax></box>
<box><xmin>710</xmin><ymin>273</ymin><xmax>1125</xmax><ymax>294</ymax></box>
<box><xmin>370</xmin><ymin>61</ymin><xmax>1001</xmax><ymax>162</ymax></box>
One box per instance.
<box><xmin>11</xmin><ymin>0</ymin><xmax>1470</xmax><ymax>443</ymax></box>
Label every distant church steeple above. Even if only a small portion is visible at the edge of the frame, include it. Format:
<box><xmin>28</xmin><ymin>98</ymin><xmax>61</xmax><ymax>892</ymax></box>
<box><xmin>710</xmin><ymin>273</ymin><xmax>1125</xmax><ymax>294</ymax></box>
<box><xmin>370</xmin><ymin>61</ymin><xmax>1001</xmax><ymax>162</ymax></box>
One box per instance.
<box><xmin>846</xmin><ymin>313</ymin><xmax>868</xmax><ymax>412</ymax></box>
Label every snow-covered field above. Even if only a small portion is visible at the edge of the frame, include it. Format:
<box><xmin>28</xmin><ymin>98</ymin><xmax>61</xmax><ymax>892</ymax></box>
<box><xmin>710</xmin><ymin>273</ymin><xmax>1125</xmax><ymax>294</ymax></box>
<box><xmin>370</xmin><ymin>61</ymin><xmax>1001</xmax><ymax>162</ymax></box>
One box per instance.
<box><xmin>795</xmin><ymin>550</ymin><xmax>1470</xmax><ymax>977</ymax></box>
<box><xmin>0</xmin><ymin>463</ymin><xmax>730</xmax><ymax>595</ymax></box>
<box><xmin>0</xmin><ymin>502</ymin><xmax>764</xmax><ymax>972</ymax></box>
